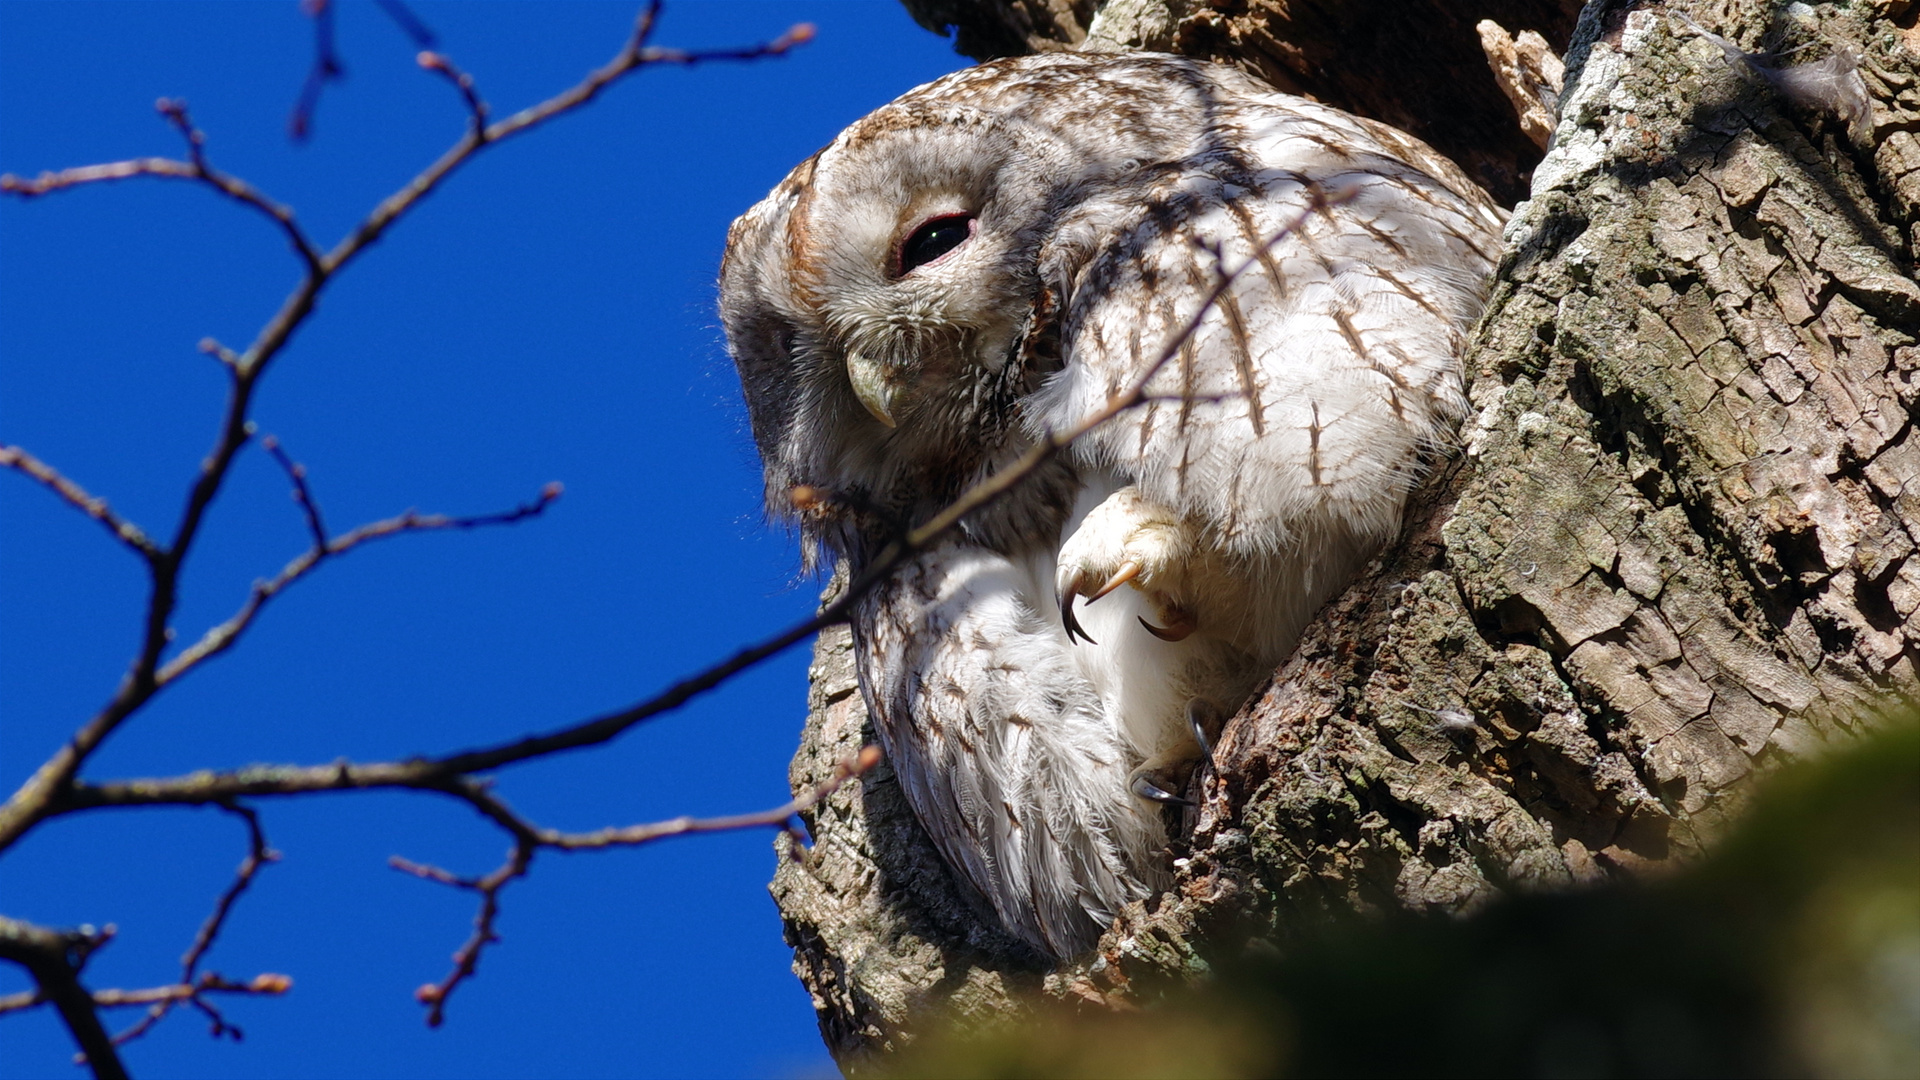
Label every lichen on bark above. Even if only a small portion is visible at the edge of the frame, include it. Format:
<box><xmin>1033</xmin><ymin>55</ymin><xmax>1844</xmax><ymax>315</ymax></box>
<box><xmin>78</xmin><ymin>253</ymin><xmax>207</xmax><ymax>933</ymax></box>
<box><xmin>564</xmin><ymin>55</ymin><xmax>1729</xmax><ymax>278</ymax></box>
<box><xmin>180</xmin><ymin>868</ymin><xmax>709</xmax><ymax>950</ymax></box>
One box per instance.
<box><xmin>771</xmin><ymin>1</ymin><xmax>1920</xmax><ymax>1067</ymax></box>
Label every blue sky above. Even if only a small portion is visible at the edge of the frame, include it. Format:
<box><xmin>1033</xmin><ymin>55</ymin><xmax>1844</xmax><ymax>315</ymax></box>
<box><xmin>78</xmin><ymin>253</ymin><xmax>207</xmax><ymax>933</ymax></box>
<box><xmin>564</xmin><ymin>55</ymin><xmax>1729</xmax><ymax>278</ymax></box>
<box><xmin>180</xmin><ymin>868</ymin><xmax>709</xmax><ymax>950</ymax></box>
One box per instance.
<box><xmin>0</xmin><ymin>3</ymin><xmax>965</xmax><ymax>1077</ymax></box>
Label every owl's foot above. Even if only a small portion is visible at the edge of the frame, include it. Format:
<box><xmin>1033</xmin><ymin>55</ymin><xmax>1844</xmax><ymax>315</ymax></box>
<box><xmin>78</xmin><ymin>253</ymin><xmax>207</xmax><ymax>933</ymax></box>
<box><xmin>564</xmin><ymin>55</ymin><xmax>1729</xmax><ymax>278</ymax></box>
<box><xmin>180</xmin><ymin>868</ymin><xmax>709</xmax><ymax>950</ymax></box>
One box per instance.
<box><xmin>1057</xmin><ymin>487</ymin><xmax>1198</xmax><ymax>646</ymax></box>
<box><xmin>1131</xmin><ymin>701</ymin><xmax>1226</xmax><ymax>806</ymax></box>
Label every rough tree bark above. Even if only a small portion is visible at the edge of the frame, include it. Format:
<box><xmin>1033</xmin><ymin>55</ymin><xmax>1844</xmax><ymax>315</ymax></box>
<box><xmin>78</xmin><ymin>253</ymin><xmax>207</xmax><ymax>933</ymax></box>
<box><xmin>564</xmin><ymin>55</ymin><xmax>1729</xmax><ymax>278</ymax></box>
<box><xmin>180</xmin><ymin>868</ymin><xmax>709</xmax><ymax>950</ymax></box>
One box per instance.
<box><xmin>769</xmin><ymin>0</ymin><xmax>1920</xmax><ymax>1066</ymax></box>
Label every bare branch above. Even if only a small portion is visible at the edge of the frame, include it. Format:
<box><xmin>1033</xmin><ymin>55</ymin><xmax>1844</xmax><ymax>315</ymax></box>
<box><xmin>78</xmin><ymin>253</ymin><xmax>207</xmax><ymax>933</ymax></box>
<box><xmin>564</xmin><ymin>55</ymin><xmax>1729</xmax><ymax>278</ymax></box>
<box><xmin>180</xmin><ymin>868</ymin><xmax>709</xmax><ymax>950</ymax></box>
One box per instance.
<box><xmin>157</xmin><ymin>97</ymin><xmax>323</xmax><ymax>273</ymax></box>
<box><xmin>153</xmin><ymin>96</ymin><xmax>210</xmax><ymax>171</ymax></box>
<box><xmin>0</xmin><ymin>918</ymin><xmax>125</xmax><ymax>1080</ymax></box>
<box><xmin>1</xmin><ymin>100</ymin><xmax>322</xmax><ymax>274</ymax></box>
<box><xmin>183</xmin><ymin>807</ymin><xmax>276</xmax><ymax>983</ymax></box>
<box><xmin>108</xmin><ymin>803</ymin><xmax>286</xmax><ymax>1049</ymax></box>
<box><xmin>0</xmin><ymin>446</ymin><xmax>159</xmax><ymax>561</ymax></box>
<box><xmin>393</xmin><ymin>838</ymin><xmax>529</xmax><ymax>1028</ymax></box>
<box><xmin>545</xmin><ymin>744</ymin><xmax>883</xmax><ymax>850</ymax></box>
<box><xmin>332</xmin><ymin>5</ymin><xmax>814</xmax><ymax>291</ymax></box>
<box><xmin>0</xmin><ymin>975</ymin><xmax>291</xmax><ymax>1019</ymax></box>
<box><xmin>157</xmin><ymin>482</ymin><xmax>563</xmax><ymax>686</ymax></box>
<box><xmin>390</xmin><ymin>745</ymin><xmax>882</xmax><ymax>1023</ymax></box>
<box><xmin>2</xmin><ymin>156</ymin><xmax>199</xmax><ymax>194</ymax></box>
<box><xmin>417</xmin><ymin>52</ymin><xmax>489</xmax><ymax>135</ymax></box>
<box><xmin>633</xmin><ymin>23</ymin><xmax>819</xmax><ymax>70</ymax></box>
<box><xmin>0</xmin><ymin>0</ymin><xmax>795</xmax><ymax>848</ymax></box>
<box><xmin>198</xmin><ymin>337</ymin><xmax>243</xmax><ymax>372</ymax></box>
<box><xmin>259</xmin><ymin>436</ymin><xmax>329</xmax><ymax>549</ymax></box>
<box><xmin>0</xmin><ymin>4</ymin><xmax>831</xmax><ymax>1063</ymax></box>
<box><xmin>288</xmin><ymin>0</ymin><xmax>344</xmax><ymax>142</ymax></box>
<box><xmin>375</xmin><ymin>0</ymin><xmax>436</xmax><ymax>48</ymax></box>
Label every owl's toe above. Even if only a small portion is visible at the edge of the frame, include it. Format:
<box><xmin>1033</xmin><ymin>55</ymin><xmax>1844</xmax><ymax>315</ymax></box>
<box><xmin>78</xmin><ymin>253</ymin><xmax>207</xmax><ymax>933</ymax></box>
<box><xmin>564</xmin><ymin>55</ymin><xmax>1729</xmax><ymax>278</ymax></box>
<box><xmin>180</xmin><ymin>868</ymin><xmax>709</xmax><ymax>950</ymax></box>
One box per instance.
<box><xmin>1129</xmin><ymin>769</ymin><xmax>1194</xmax><ymax>806</ymax></box>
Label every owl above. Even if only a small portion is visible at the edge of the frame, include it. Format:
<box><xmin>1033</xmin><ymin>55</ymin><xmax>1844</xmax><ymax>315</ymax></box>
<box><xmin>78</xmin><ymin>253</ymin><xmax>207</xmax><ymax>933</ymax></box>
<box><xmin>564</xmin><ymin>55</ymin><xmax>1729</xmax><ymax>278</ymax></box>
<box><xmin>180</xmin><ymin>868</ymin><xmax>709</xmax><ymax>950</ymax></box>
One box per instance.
<box><xmin>721</xmin><ymin>53</ymin><xmax>1503</xmax><ymax>958</ymax></box>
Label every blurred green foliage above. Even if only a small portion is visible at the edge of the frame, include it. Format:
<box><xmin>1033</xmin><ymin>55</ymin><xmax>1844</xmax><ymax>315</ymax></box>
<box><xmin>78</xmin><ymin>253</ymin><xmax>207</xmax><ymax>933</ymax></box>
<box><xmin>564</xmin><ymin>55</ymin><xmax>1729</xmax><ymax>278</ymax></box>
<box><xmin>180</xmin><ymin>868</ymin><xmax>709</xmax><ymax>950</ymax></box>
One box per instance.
<box><xmin>894</xmin><ymin>719</ymin><xmax>1919</xmax><ymax>1078</ymax></box>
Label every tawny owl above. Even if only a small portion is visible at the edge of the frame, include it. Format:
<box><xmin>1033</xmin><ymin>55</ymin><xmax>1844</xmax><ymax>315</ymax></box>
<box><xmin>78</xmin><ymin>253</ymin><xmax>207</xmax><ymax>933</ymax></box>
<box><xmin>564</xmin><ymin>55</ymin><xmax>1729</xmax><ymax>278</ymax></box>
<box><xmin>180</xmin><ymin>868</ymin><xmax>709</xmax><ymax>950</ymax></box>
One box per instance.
<box><xmin>721</xmin><ymin>53</ymin><xmax>1503</xmax><ymax>958</ymax></box>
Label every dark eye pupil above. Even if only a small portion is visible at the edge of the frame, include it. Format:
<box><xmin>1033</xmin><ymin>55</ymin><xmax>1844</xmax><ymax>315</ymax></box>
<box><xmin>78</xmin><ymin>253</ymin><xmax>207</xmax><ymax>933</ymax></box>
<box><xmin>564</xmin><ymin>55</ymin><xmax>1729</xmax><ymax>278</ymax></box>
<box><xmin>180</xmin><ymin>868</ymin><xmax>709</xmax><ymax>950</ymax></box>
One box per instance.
<box><xmin>900</xmin><ymin>215</ymin><xmax>973</xmax><ymax>273</ymax></box>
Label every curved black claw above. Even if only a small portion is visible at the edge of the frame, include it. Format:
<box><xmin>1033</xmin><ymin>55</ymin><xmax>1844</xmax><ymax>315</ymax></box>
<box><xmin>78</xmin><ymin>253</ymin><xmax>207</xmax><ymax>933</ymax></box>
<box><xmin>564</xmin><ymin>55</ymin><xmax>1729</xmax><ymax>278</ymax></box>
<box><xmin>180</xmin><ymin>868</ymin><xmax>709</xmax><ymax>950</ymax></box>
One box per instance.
<box><xmin>1138</xmin><ymin>613</ymin><xmax>1195</xmax><ymax>642</ymax></box>
<box><xmin>1188</xmin><ymin>701</ymin><xmax>1216</xmax><ymax>771</ymax></box>
<box><xmin>1131</xmin><ymin>772</ymin><xmax>1194</xmax><ymax>806</ymax></box>
<box><xmin>1060</xmin><ymin>592</ymin><xmax>1097</xmax><ymax>645</ymax></box>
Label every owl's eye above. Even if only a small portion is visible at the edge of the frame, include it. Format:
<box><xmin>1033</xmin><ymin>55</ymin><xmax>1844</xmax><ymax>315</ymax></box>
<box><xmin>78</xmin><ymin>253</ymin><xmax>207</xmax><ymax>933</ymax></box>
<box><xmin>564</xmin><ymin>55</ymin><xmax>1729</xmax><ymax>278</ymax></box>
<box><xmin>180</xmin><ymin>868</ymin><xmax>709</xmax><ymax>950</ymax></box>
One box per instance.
<box><xmin>897</xmin><ymin>214</ymin><xmax>974</xmax><ymax>275</ymax></box>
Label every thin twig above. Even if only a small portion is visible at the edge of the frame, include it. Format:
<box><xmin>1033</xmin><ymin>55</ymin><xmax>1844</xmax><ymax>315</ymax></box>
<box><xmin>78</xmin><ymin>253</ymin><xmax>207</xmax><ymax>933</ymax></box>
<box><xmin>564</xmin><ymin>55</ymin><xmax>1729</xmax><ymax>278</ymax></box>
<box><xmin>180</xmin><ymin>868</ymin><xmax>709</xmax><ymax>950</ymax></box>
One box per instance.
<box><xmin>199</xmin><ymin>337</ymin><xmax>243</xmax><ymax>372</ymax></box>
<box><xmin>0</xmin><ymin>115</ymin><xmax>321</xmax><ymax>272</ymax></box>
<box><xmin>394</xmin><ymin>838</ymin><xmax>527</xmax><ymax>1028</ymax></box>
<box><xmin>157</xmin><ymin>482</ymin><xmax>563</xmax><ymax>686</ymax></box>
<box><xmin>107</xmin><ymin>803</ymin><xmax>286</xmax><ymax>1049</ymax></box>
<box><xmin>417</xmin><ymin>52</ymin><xmax>488</xmax><ymax>135</ymax></box>
<box><xmin>375</xmin><ymin>0</ymin><xmax>436</xmax><ymax>48</ymax></box>
<box><xmin>0</xmin><ymin>976</ymin><xmax>291</xmax><ymax>1019</ymax></box>
<box><xmin>545</xmin><ymin>744</ymin><xmax>883</xmax><ymax>849</ymax></box>
<box><xmin>289</xmin><ymin>0</ymin><xmax>344</xmax><ymax>142</ymax></box>
<box><xmin>0</xmin><ymin>446</ymin><xmax>159</xmax><ymax>561</ymax></box>
<box><xmin>259</xmin><ymin>436</ymin><xmax>329</xmax><ymax>549</ymax></box>
<box><xmin>389</xmin><ymin>745</ymin><xmax>881</xmax><ymax>1023</ymax></box>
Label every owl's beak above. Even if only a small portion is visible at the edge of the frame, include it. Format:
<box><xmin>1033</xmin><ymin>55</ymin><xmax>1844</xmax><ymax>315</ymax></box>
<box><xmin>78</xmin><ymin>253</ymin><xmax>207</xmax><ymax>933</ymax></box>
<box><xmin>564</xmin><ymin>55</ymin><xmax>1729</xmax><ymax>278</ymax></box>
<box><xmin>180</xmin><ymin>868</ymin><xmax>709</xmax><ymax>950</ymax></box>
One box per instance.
<box><xmin>845</xmin><ymin>352</ymin><xmax>900</xmax><ymax>428</ymax></box>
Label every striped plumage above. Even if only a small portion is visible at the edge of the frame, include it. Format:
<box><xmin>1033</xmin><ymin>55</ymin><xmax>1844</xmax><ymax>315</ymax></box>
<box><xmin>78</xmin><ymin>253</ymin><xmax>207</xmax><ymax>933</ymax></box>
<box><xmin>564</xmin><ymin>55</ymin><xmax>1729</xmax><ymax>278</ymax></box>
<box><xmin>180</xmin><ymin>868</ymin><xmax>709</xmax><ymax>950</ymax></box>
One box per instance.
<box><xmin>722</xmin><ymin>53</ymin><xmax>1502</xmax><ymax>957</ymax></box>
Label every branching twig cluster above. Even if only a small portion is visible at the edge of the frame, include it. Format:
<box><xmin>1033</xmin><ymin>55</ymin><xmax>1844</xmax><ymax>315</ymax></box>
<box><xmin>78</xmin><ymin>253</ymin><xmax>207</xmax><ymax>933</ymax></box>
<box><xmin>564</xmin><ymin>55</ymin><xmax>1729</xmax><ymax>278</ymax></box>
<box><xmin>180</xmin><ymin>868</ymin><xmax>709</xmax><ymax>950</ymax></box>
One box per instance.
<box><xmin>391</xmin><ymin>745</ymin><xmax>883</xmax><ymax>1026</ymax></box>
<box><xmin>290</xmin><ymin>0</ymin><xmax>440</xmax><ymax>141</ymax></box>
<box><xmin>0</xmin><ymin>3</ymin><xmax>1348</xmax><ymax>1073</ymax></box>
<box><xmin>0</xmin><ymin>5</ymin><xmax>815</xmax><ymax>1075</ymax></box>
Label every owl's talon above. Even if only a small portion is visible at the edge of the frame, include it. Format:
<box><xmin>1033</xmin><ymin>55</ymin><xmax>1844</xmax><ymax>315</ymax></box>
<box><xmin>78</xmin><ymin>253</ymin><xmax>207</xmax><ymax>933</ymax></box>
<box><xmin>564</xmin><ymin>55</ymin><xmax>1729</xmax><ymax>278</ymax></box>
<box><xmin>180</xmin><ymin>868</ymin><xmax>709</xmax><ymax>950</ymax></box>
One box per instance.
<box><xmin>1138</xmin><ymin>608</ymin><xmax>1196</xmax><ymax>642</ymax></box>
<box><xmin>1087</xmin><ymin>560</ymin><xmax>1142</xmax><ymax>603</ymax></box>
<box><xmin>1060</xmin><ymin>594</ymin><xmax>1097</xmax><ymax>645</ymax></box>
<box><xmin>1130</xmin><ymin>773</ymin><xmax>1193</xmax><ymax>806</ymax></box>
<box><xmin>1188</xmin><ymin>701</ymin><xmax>1216</xmax><ymax>771</ymax></box>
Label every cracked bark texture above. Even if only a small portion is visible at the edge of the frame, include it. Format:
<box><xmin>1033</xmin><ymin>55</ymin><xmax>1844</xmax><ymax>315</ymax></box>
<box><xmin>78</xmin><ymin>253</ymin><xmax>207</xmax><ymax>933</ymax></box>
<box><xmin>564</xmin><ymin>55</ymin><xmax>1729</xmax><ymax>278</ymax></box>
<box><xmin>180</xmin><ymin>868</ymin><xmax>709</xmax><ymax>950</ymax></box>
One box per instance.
<box><xmin>770</xmin><ymin>0</ymin><xmax>1920</xmax><ymax>1068</ymax></box>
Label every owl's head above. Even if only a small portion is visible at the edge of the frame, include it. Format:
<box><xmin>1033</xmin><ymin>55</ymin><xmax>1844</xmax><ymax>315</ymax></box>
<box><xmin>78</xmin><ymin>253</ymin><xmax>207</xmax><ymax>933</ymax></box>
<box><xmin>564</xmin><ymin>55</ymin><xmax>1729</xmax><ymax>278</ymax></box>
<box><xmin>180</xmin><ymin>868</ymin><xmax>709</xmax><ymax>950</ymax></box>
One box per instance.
<box><xmin>720</xmin><ymin>57</ymin><xmax>1205</xmax><ymax>538</ymax></box>
<box><xmin>720</xmin><ymin>105</ymin><xmax>1064</xmax><ymax>514</ymax></box>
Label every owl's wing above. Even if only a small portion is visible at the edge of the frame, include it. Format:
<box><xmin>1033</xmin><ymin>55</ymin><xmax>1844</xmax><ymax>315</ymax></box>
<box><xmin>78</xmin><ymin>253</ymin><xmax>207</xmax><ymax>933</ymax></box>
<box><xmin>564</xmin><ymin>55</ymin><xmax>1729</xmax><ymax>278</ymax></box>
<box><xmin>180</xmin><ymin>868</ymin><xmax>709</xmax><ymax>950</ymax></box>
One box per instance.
<box><xmin>851</xmin><ymin>543</ymin><xmax>1159</xmax><ymax>957</ymax></box>
<box><xmin>1025</xmin><ymin>96</ymin><xmax>1505</xmax><ymax>556</ymax></box>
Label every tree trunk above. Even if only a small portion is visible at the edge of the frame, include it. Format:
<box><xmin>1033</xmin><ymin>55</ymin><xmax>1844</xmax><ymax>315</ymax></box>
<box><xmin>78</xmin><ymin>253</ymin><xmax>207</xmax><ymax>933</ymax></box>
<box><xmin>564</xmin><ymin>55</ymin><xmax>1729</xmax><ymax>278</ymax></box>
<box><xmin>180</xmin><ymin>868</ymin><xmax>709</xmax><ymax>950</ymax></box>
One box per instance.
<box><xmin>770</xmin><ymin>1</ymin><xmax>1920</xmax><ymax>1067</ymax></box>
